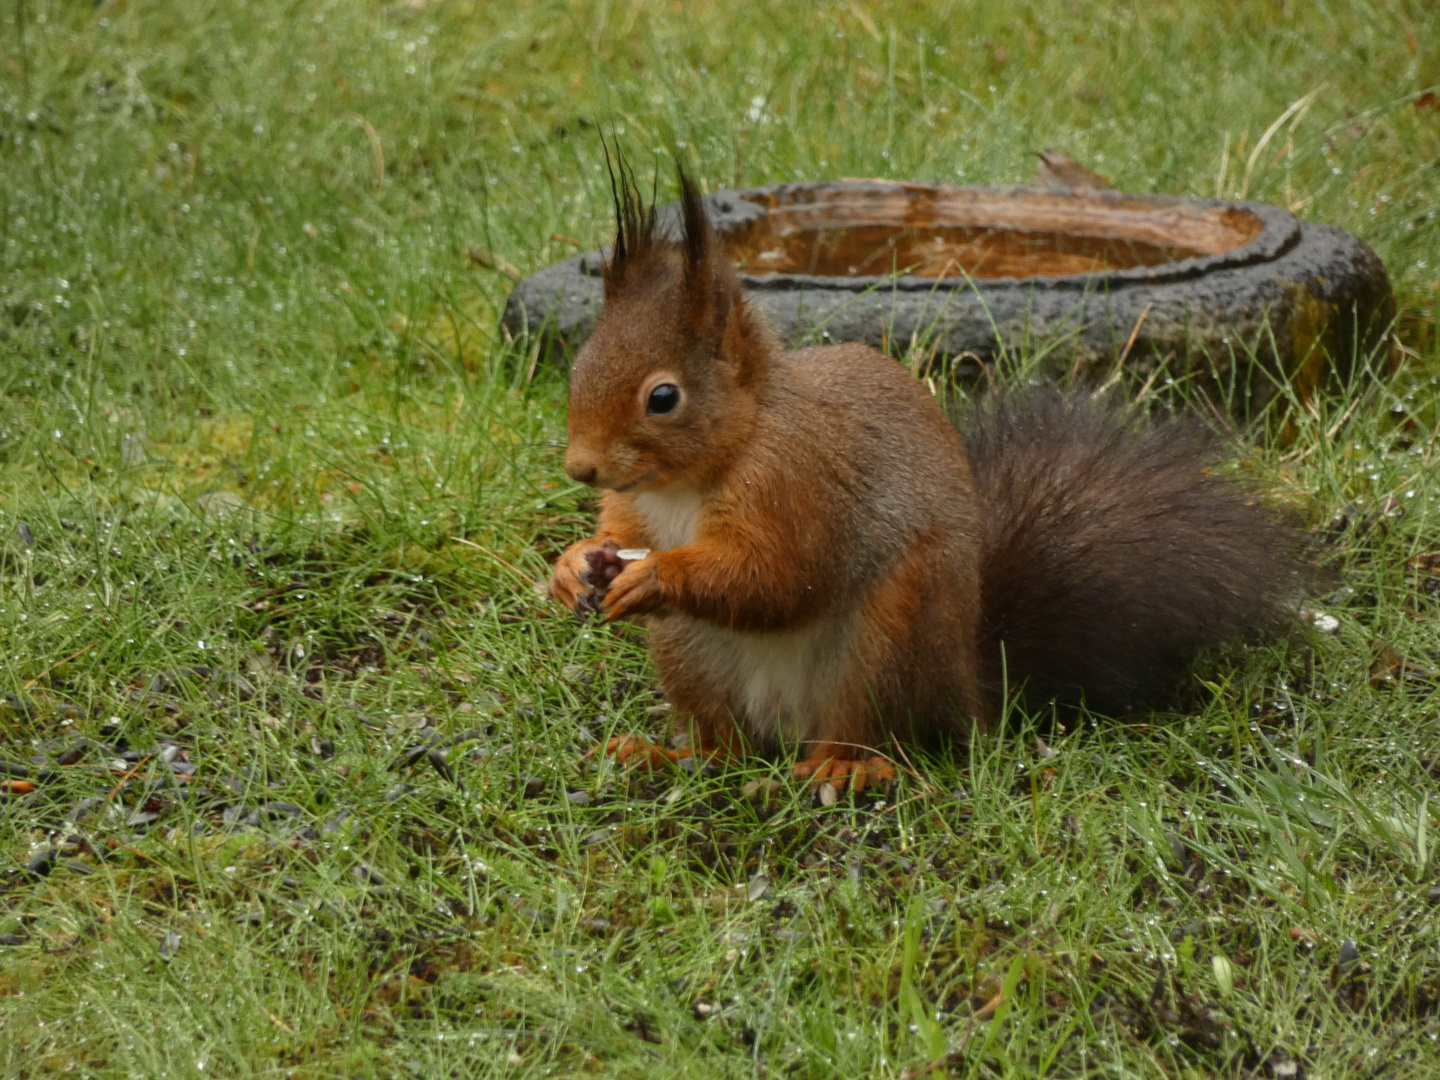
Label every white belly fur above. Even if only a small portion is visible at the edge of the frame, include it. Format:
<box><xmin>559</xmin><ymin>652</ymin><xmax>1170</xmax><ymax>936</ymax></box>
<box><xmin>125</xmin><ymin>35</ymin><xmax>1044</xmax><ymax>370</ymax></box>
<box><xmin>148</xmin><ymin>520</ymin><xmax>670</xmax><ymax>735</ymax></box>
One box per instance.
<box><xmin>661</xmin><ymin>613</ymin><xmax>857</xmax><ymax>746</ymax></box>
<box><xmin>636</xmin><ymin>481</ymin><xmax>853</xmax><ymax>744</ymax></box>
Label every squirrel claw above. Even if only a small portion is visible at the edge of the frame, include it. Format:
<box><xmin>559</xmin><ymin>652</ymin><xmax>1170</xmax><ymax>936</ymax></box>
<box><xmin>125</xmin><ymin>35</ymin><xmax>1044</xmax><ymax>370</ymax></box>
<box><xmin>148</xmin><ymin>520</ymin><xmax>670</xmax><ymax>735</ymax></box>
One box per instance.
<box><xmin>572</xmin><ymin>587</ymin><xmax>605</xmax><ymax>618</ymax></box>
<box><xmin>601</xmin><ymin>560</ymin><xmax>665</xmax><ymax>621</ymax></box>
<box><xmin>793</xmin><ymin>754</ymin><xmax>896</xmax><ymax>795</ymax></box>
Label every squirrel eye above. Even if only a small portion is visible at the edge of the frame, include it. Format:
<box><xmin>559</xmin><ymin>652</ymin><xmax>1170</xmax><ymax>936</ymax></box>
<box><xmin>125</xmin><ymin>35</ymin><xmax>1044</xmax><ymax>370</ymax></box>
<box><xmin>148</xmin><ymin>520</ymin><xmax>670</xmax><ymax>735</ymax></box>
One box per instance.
<box><xmin>646</xmin><ymin>383</ymin><xmax>681</xmax><ymax>416</ymax></box>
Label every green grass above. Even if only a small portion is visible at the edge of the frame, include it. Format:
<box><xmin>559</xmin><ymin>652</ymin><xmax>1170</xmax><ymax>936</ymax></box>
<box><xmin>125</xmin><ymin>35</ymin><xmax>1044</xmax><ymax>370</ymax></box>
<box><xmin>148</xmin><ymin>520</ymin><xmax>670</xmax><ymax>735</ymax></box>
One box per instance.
<box><xmin>2</xmin><ymin>1</ymin><xmax>1439</xmax><ymax>1076</ymax></box>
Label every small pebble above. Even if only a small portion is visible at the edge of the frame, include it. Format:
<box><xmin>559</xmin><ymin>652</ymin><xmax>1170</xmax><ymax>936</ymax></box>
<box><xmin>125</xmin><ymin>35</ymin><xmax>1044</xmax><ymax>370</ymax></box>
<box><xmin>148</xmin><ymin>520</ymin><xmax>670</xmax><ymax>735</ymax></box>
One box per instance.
<box><xmin>1338</xmin><ymin>938</ymin><xmax>1360</xmax><ymax>972</ymax></box>
<box><xmin>55</xmin><ymin>740</ymin><xmax>92</xmax><ymax>767</ymax></box>
<box><xmin>426</xmin><ymin>749</ymin><xmax>457</xmax><ymax>784</ymax></box>
<box><xmin>24</xmin><ymin>849</ymin><xmax>58</xmax><ymax>878</ymax></box>
<box><xmin>746</xmin><ymin>873</ymin><xmax>769</xmax><ymax>902</ymax></box>
<box><xmin>352</xmin><ymin>864</ymin><xmax>385</xmax><ymax>886</ymax></box>
<box><xmin>66</xmin><ymin>798</ymin><xmax>100</xmax><ymax>824</ymax></box>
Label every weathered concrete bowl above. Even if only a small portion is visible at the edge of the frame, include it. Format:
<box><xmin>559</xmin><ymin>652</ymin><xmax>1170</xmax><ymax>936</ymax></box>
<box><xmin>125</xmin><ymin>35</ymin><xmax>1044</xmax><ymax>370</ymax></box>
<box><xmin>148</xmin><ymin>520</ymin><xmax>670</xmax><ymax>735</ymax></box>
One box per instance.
<box><xmin>502</xmin><ymin>181</ymin><xmax>1393</xmax><ymax>405</ymax></box>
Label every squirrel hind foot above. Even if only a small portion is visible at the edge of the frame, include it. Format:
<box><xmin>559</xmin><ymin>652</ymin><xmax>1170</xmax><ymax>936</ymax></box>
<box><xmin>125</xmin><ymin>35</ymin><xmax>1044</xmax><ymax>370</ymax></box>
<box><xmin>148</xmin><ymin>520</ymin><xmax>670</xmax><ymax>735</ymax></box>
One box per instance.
<box><xmin>593</xmin><ymin>734</ymin><xmax>686</xmax><ymax>770</ymax></box>
<box><xmin>793</xmin><ymin>753</ymin><xmax>896</xmax><ymax>794</ymax></box>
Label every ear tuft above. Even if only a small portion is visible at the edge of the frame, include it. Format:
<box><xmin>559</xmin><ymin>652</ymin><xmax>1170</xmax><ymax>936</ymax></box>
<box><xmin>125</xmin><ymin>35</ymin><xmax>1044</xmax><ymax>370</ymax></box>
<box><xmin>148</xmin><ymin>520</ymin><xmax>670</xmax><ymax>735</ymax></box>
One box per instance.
<box><xmin>601</xmin><ymin>138</ymin><xmax>658</xmax><ymax>297</ymax></box>
<box><xmin>678</xmin><ymin>169</ymin><xmax>708</xmax><ymax>277</ymax></box>
<box><xmin>676</xmin><ymin>168</ymin><xmax>736</xmax><ymax>341</ymax></box>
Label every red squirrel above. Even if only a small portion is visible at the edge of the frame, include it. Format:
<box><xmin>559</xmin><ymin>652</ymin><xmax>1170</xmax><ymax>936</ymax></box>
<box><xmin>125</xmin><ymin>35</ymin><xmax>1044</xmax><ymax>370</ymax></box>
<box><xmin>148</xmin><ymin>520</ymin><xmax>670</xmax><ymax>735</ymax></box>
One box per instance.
<box><xmin>547</xmin><ymin>167</ymin><xmax>1307</xmax><ymax>792</ymax></box>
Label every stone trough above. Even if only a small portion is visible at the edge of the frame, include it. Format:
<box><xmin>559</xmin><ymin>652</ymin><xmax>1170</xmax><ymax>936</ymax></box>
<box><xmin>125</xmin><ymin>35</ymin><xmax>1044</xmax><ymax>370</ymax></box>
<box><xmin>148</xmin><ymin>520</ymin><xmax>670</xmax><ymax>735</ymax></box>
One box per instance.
<box><xmin>502</xmin><ymin>180</ymin><xmax>1393</xmax><ymax>405</ymax></box>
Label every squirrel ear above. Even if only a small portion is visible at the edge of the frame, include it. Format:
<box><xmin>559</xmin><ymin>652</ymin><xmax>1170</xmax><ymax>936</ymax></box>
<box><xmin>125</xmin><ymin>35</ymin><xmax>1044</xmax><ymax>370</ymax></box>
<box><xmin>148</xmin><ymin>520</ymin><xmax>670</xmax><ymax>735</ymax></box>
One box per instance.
<box><xmin>677</xmin><ymin>169</ymin><xmax>739</xmax><ymax>349</ymax></box>
<box><xmin>677</xmin><ymin>169</ymin><xmax>770</xmax><ymax>385</ymax></box>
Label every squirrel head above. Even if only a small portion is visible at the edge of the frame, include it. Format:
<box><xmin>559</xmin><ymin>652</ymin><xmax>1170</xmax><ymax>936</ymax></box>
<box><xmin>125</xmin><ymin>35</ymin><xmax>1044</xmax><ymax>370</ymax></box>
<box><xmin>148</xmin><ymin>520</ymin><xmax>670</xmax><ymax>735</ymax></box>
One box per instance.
<box><xmin>564</xmin><ymin>164</ymin><xmax>774</xmax><ymax>492</ymax></box>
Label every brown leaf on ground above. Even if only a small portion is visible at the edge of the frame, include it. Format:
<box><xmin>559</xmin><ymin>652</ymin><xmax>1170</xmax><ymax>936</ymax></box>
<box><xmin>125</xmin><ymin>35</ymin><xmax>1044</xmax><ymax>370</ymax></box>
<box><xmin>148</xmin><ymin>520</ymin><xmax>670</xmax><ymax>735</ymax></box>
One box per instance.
<box><xmin>1370</xmin><ymin>640</ymin><xmax>1440</xmax><ymax>688</ymax></box>
<box><xmin>1371</xmin><ymin>642</ymin><xmax>1405</xmax><ymax>687</ymax></box>
<box><xmin>1409</xmin><ymin>551</ymin><xmax>1440</xmax><ymax>573</ymax></box>
<box><xmin>1033</xmin><ymin>151</ymin><xmax>1113</xmax><ymax>190</ymax></box>
<box><xmin>464</xmin><ymin>247</ymin><xmax>522</xmax><ymax>281</ymax></box>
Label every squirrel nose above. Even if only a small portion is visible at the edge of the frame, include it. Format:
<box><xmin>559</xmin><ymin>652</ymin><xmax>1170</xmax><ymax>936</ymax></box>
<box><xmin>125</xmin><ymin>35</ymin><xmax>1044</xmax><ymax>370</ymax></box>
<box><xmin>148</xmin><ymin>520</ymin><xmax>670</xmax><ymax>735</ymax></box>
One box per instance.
<box><xmin>565</xmin><ymin>458</ymin><xmax>599</xmax><ymax>486</ymax></box>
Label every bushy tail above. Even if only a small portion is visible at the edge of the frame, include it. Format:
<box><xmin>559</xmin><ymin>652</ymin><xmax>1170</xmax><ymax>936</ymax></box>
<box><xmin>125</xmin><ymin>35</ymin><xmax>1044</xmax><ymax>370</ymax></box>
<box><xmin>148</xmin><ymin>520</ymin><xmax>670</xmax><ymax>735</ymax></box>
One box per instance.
<box><xmin>959</xmin><ymin>390</ymin><xmax>1309</xmax><ymax>716</ymax></box>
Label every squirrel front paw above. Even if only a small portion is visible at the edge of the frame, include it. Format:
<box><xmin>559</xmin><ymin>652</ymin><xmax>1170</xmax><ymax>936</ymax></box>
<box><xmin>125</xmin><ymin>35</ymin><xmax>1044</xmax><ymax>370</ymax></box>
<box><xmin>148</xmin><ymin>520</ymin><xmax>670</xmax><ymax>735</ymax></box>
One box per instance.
<box><xmin>548</xmin><ymin>538</ymin><xmax>619</xmax><ymax>614</ymax></box>
<box><xmin>602</xmin><ymin>557</ymin><xmax>668</xmax><ymax>621</ymax></box>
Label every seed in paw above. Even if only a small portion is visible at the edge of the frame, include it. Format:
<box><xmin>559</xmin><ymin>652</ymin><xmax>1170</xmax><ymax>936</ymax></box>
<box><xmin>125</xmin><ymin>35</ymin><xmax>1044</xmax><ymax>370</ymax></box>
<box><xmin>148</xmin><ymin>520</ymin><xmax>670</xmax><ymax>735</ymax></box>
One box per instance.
<box><xmin>575</xmin><ymin>541</ymin><xmax>646</xmax><ymax>615</ymax></box>
<box><xmin>573</xmin><ymin>542</ymin><xmax>653</xmax><ymax>615</ymax></box>
<box><xmin>579</xmin><ymin>541</ymin><xmax>624</xmax><ymax>589</ymax></box>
